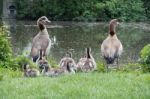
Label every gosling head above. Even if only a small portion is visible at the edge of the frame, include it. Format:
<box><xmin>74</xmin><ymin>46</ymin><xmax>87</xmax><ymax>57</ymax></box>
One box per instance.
<box><xmin>66</xmin><ymin>60</ymin><xmax>77</xmax><ymax>73</ymax></box>
<box><xmin>23</xmin><ymin>63</ymin><xmax>30</xmax><ymax>71</ymax></box>
<box><xmin>38</xmin><ymin>58</ymin><xmax>49</xmax><ymax>72</ymax></box>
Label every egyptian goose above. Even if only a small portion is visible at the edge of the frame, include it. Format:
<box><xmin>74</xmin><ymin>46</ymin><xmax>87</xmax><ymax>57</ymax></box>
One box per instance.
<box><xmin>77</xmin><ymin>48</ymin><xmax>96</xmax><ymax>72</ymax></box>
<box><xmin>41</xmin><ymin>62</ymin><xmax>75</xmax><ymax>77</ymax></box>
<box><xmin>23</xmin><ymin>63</ymin><xmax>40</xmax><ymax>77</ymax></box>
<box><xmin>101</xmin><ymin>19</ymin><xmax>123</xmax><ymax>69</ymax></box>
<box><xmin>38</xmin><ymin>51</ymin><xmax>75</xmax><ymax>77</ymax></box>
<box><xmin>30</xmin><ymin>16</ymin><xmax>51</xmax><ymax>62</ymax></box>
<box><xmin>59</xmin><ymin>52</ymin><xmax>77</xmax><ymax>72</ymax></box>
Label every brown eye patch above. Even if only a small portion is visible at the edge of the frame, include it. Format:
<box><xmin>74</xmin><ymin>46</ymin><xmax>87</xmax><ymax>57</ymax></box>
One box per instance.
<box><xmin>41</xmin><ymin>17</ymin><xmax>46</xmax><ymax>20</ymax></box>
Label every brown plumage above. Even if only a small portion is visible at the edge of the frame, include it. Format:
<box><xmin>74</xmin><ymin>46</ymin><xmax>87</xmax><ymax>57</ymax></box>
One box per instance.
<box><xmin>101</xmin><ymin>19</ymin><xmax>123</xmax><ymax>67</ymax></box>
<box><xmin>59</xmin><ymin>52</ymin><xmax>77</xmax><ymax>72</ymax></box>
<box><xmin>38</xmin><ymin>50</ymin><xmax>75</xmax><ymax>77</ymax></box>
<box><xmin>77</xmin><ymin>48</ymin><xmax>96</xmax><ymax>72</ymax></box>
<box><xmin>23</xmin><ymin>64</ymin><xmax>40</xmax><ymax>77</ymax></box>
<box><xmin>30</xmin><ymin>16</ymin><xmax>51</xmax><ymax>62</ymax></box>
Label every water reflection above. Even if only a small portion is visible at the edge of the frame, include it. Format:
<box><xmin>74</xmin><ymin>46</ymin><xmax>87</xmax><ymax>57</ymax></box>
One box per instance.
<box><xmin>7</xmin><ymin>21</ymin><xmax>150</xmax><ymax>63</ymax></box>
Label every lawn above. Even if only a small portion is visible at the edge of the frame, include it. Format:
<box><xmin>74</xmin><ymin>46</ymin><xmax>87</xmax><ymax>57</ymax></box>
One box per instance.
<box><xmin>0</xmin><ymin>72</ymin><xmax>150</xmax><ymax>99</ymax></box>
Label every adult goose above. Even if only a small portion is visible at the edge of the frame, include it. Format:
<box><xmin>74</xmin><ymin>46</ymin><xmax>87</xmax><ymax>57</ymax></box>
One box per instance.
<box><xmin>101</xmin><ymin>19</ymin><xmax>123</xmax><ymax>70</ymax></box>
<box><xmin>77</xmin><ymin>48</ymin><xmax>96</xmax><ymax>72</ymax></box>
<box><xmin>30</xmin><ymin>16</ymin><xmax>51</xmax><ymax>62</ymax></box>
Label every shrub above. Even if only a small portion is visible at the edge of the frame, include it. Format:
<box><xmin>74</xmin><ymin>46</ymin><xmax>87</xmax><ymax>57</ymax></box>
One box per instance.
<box><xmin>139</xmin><ymin>44</ymin><xmax>150</xmax><ymax>72</ymax></box>
<box><xmin>0</xmin><ymin>26</ymin><xmax>13</xmax><ymax>68</ymax></box>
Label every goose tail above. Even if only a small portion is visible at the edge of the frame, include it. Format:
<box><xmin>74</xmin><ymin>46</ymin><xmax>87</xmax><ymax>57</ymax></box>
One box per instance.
<box><xmin>104</xmin><ymin>56</ymin><xmax>115</xmax><ymax>64</ymax></box>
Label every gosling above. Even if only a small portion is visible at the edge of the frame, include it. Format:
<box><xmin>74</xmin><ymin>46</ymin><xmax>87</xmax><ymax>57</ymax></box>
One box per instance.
<box><xmin>23</xmin><ymin>63</ymin><xmax>40</xmax><ymax>77</ymax></box>
<box><xmin>77</xmin><ymin>48</ymin><xmax>96</xmax><ymax>72</ymax></box>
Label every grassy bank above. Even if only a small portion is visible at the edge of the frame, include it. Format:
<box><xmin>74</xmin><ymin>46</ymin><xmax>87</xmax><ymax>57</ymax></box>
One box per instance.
<box><xmin>0</xmin><ymin>72</ymin><xmax>150</xmax><ymax>99</ymax></box>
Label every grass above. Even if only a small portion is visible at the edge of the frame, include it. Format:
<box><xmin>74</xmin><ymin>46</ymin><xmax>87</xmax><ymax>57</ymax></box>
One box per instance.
<box><xmin>0</xmin><ymin>72</ymin><xmax>150</xmax><ymax>99</ymax></box>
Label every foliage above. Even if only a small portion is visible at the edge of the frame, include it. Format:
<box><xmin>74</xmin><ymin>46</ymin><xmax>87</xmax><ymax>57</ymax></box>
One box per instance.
<box><xmin>14</xmin><ymin>55</ymin><xmax>36</xmax><ymax>70</ymax></box>
<box><xmin>139</xmin><ymin>44</ymin><xmax>150</xmax><ymax>72</ymax></box>
<box><xmin>96</xmin><ymin>61</ymin><xmax>105</xmax><ymax>72</ymax></box>
<box><xmin>0</xmin><ymin>68</ymin><xmax>22</xmax><ymax>81</ymax></box>
<box><xmin>47</xmin><ymin>57</ymin><xmax>59</xmax><ymax>68</ymax></box>
<box><xmin>0</xmin><ymin>26</ymin><xmax>35</xmax><ymax>70</ymax></box>
<box><xmin>142</xmin><ymin>0</ymin><xmax>150</xmax><ymax>20</ymax></box>
<box><xmin>14</xmin><ymin>0</ymin><xmax>146</xmax><ymax>21</ymax></box>
<box><xmin>0</xmin><ymin>26</ymin><xmax>13</xmax><ymax>68</ymax></box>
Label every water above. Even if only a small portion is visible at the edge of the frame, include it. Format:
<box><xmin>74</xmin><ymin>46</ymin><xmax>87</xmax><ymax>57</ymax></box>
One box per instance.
<box><xmin>5</xmin><ymin>20</ymin><xmax>150</xmax><ymax>63</ymax></box>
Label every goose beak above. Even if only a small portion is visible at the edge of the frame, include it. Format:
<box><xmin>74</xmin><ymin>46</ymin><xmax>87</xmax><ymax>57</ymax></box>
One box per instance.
<box><xmin>116</xmin><ymin>22</ymin><xmax>120</xmax><ymax>25</ymax></box>
<box><xmin>46</xmin><ymin>19</ymin><xmax>51</xmax><ymax>23</ymax></box>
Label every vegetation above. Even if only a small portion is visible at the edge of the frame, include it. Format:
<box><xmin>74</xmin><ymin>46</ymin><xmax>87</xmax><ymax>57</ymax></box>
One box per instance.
<box><xmin>0</xmin><ymin>0</ymin><xmax>2</xmax><ymax>17</ymax></box>
<box><xmin>0</xmin><ymin>26</ymin><xmax>13</xmax><ymax>68</ymax></box>
<box><xmin>14</xmin><ymin>0</ymin><xmax>146</xmax><ymax>21</ymax></box>
<box><xmin>140</xmin><ymin>44</ymin><xmax>150</xmax><ymax>72</ymax></box>
<box><xmin>142</xmin><ymin>0</ymin><xmax>150</xmax><ymax>19</ymax></box>
<box><xmin>0</xmin><ymin>26</ymin><xmax>35</xmax><ymax>70</ymax></box>
<box><xmin>0</xmin><ymin>72</ymin><xmax>150</xmax><ymax>99</ymax></box>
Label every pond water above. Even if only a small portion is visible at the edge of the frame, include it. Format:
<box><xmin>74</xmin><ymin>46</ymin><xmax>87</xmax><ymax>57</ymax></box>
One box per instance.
<box><xmin>4</xmin><ymin>20</ymin><xmax>150</xmax><ymax>63</ymax></box>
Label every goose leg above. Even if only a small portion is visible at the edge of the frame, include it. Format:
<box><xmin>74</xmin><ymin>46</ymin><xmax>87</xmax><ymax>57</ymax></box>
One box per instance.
<box><xmin>106</xmin><ymin>64</ymin><xmax>109</xmax><ymax>73</ymax></box>
<box><xmin>43</xmin><ymin>49</ymin><xmax>48</xmax><ymax>59</ymax></box>
<box><xmin>116</xmin><ymin>58</ymin><xmax>120</xmax><ymax>70</ymax></box>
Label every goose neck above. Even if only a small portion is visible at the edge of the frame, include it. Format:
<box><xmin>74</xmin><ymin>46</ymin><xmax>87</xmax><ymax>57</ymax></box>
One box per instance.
<box><xmin>109</xmin><ymin>23</ymin><xmax>116</xmax><ymax>36</ymax></box>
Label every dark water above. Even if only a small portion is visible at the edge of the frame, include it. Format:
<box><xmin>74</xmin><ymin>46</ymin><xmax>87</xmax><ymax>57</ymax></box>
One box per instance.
<box><xmin>6</xmin><ymin>20</ymin><xmax>150</xmax><ymax>63</ymax></box>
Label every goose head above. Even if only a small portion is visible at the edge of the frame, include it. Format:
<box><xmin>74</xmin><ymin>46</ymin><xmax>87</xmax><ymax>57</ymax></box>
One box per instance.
<box><xmin>110</xmin><ymin>19</ymin><xmax>119</xmax><ymax>26</ymax></box>
<box><xmin>37</xmin><ymin>16</ymin><xmax>51</xmax><ymax>31</ymax></box>
<box><xmin>109</xmin><ymin>19</ymin><xmax>120</xmax><ymax>36</ymax></box>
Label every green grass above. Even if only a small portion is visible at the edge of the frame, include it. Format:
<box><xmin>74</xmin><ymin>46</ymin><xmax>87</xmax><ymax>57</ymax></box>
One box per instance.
<box><xmin>0</xmin><ymin>72</ymin><xmax>150</xmax><ymax>99</ymax></box>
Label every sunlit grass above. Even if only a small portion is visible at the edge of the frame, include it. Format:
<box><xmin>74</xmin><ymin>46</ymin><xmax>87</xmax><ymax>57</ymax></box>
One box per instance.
<box><xmin>0</xmin><ymin>72</ymin><xmax>150</xmax><ymax>99</ymax></box>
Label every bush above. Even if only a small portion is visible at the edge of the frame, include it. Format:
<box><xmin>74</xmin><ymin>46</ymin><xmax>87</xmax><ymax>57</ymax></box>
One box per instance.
<box><xmin>0</xmin><ymin>26</ymin><xmax>34</xmax><ymax>70</ymax></box>
<box><xmin>139</xmin><ymin>44</ymin><xmax>150</xmax><ymax>72</ymax></box>
<box><xmin>0</xmin><ymin>26</ymin><xmax>13</xmax><ymax>68</ymax></box>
